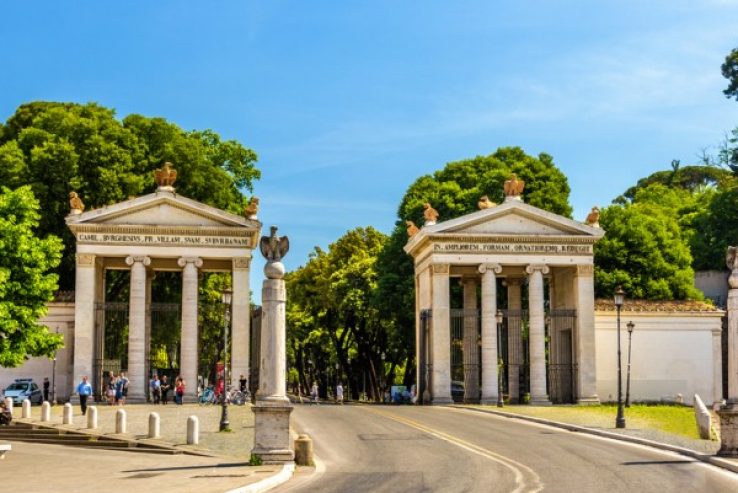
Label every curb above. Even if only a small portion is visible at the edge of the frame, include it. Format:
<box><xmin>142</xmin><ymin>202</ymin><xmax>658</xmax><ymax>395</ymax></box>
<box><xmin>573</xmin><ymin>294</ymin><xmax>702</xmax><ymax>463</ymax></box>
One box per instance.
<box><xmin>225</xmin><ymin>463</ymin><xmax>295</xmax><ymax>493</ymax></box>
<box><xmin>454</xmin><ymin>405</ymin><xmax>738</xmax><ymax>474</ymax></box>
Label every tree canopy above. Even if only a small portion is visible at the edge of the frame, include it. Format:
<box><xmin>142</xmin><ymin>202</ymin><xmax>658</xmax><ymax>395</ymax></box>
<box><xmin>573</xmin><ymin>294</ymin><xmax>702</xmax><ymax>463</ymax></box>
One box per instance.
<box><xmin>0</xmin><ymin>101</ymin><xmax>260</xmax><ymax>289</ymax></box>
<box><xmin>0</xmin><ymin>186</ymin><xmax>64</xmax><ymax>367</ymax></box>
<box><xmin>723</xmin><ymin>47</ymin><xmax>738</xmax><ymax>101</ymax></box>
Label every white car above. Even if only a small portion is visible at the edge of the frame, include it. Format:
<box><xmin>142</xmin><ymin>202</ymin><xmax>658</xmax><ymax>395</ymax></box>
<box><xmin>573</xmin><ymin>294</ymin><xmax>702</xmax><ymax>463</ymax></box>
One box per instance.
<box><xmin>2</xmin><ymin>379</ymin><xmax>43</xmax><ymax>405</ymax></box>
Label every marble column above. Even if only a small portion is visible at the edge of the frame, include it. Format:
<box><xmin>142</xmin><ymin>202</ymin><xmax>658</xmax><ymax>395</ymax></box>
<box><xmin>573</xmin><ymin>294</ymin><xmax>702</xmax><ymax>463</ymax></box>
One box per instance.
<box><xmin>258</xmin><ymin>268</ymin><xmax>289</xmax><ymax>404</ymax></box>
<box><xmin>178</xmin><ymin>257</ymin><xmax>202</xmax><ymax>403</ymax></box>
<box><xmin>479</xmin><ymin>264</ymin><xmax>501</xmax><ymax>404</ymax></box>
<box><xmin>430</xmin><ymin>264</ymin><xmax>453</xmax><ymax>404</ymax></box>
<box><xmin>718</xmin><ymin>257</ymin><xmax>738</xmax><ymax>456</ymax></box>
<box><xmin>574</xmin><ymin>264</ymin><xmax>599</xmax><ymax>404</ymax></box>
<box><xmin>713</xmin><ymin>328</ymin><xmax>723</xmax><ymax>407</ymax></box>
<box><xmin>462</xmin><ymin>277</ymin><xmax>479</xmax><ymax>403</ymax></box>
<box><xmin>506</xmin><ymin>278</ymin><xmax>522</xmax><ymax>403</ymax></box>
<box><xmin>144</xmin><ymin>272</ymin><xmax>153</xmax><ymax>395</ymax></box>
<box><xmin>526</xmin><ymin>264</ymin><xmax>551</xmax><ymax>406</ymax></box>
<box><xmin>125</xmin><ymin>255</ymin><xmax>150</xmax><ymax>402</ymax></box>
<box><xmin>72</xmin><ymin>254</ymin><xmax>98</xmax><ymax>403</ymax></box>
<box><xmin>231</xmin><ymin>257</ymin><xmax>251</xmax><ymax>390</ymax></box>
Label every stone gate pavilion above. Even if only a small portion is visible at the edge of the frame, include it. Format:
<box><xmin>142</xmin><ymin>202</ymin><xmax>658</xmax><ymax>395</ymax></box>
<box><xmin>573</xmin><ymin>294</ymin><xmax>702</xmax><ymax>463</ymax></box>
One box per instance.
<box><xmin>405</xmin><ymin>188</ymin><xmax>604</xmax><ymax>405</ymax></box>
<box><xmin>65</xmin><ymin>174</ymin><xmax>260</xmax><ymax>402</ymax></box>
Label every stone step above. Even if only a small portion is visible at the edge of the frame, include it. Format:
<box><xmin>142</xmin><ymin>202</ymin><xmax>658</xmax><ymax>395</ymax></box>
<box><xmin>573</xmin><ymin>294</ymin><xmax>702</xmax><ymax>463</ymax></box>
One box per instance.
<box><xmin>0</xmin><ymin>427</ymin><xmax>64</xmax><ymax>434</ymax></box>
<box><xmin>2</xmin><ymin>437</ymin><xmax>132</xmax><ymax>447</ymax></box>
<box><xmin>0</xmin><ymin>433</ymin><xmax>97</xmax><ymax>441</ymax></box>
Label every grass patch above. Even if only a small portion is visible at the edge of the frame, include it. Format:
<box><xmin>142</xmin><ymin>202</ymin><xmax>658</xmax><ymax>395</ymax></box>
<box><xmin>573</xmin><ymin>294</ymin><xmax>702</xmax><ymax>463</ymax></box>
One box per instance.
<box><xmin>478</xmin><ymin>403</ymin><xmax>700</xmax><ymax>440</ymax></box>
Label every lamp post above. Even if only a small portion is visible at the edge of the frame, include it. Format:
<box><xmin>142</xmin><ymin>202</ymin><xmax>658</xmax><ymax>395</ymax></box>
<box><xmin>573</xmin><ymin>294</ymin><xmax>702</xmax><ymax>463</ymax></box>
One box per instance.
<box><xmin>625</xmin><ymin>321</ymin><xmax>635</xmax><ymax>408</ymax></box>
<box><xmin>219</xmin><ymin>288</ymin><xmax>232</xmax><ymax>432</ymax></box>
<box><xmin>614</xmin><ymin>286</ymin><xmax>626</xmax><ymax>429</ymax></box>
<box><xmin>335</xmin><ymin>362</ymin><xmax>340</xmax><ymax>402</ymax></box>
<box><xmin>380</xmin><ymin>352</ymin><xmax>386</xmax><ymax>402</ymax></box>
<box><xmin>495</xmin><ymin>310</ymin><xmax>504</xmax><ymax>408</ymax></box>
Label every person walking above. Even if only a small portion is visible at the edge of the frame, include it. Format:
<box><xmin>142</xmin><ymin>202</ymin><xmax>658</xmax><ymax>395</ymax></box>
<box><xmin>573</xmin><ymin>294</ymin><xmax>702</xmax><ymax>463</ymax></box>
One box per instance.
<box><xmin>336</xmin><ymin>382</ymin><xmax>344</xmax><ymax>405</ymax></box>
<box><xmin>160</xmin><ymin>375</ymin><xmax>170</xmax><ymax>405</ymax></box>
<box><xmin>118</xmin><ymin>371</ymin><xmax>129</xmax><ymax>405</ymax></box>
<box><xmin>43</xmin><ymin>377</ymin><xmax>50</xmax><ymax>402</ymax></box>
<box><xmin>311</xmin><ymin>381</ymin><xmax>319</xmax><ymax>404</ymax></box>
<box><xmin>0</xmin><ymin>401</ymin><xmax>12</xmax><ymax>425</ymax></box>
<box><xmin>106</xmin><ymin>373</ymin><xmax>117</xmax><ymax>405</ymax></box>
<box><xmin>149</xmin><ymin>374</ymin><xmax>161</xmax><ymax>404</ymax></box>
<box><xmin>77</xmin><ymin>376</ymin><xmax>92</xmax><ymax>416</ymax></box>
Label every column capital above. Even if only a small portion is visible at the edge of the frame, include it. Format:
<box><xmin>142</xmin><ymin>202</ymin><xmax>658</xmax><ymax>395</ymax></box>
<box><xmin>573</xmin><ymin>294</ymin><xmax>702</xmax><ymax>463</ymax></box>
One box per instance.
<box><xmin>233</xmin><ymin>257</ymin><xmax>251</xmax><ymax>270</ymax></box>
<box><xmin>525</xmin><ymin>264</ymin><xmax>550</xmax><ymax>275</ymax></box>
<box><xmin>177</xmin><ymin>256</ymin><xmax>203</xmax><ymax>268</ymax></box>
<box><xmin>478</xmin><ymin>263</ymin><xmax>502</xmax><ymax>275</ymax></box>
<box><xmin>76</xmin><ymin>253</ymin><xmax>96</xmax><ymax>266</ymax></box>
<box><xmin>432</xmin><ymin>263</ymin><xmax>450</xmax><ymax>274</ymax></box>
<box><xmin>125</xmin><ymin>255</ymin><xmax>151</xmax><ymax>267</ymax></box>
<box><xmin>575</xmin><ymin>264</ymin><xmax>594</xmax><ymax>277</ymax></box>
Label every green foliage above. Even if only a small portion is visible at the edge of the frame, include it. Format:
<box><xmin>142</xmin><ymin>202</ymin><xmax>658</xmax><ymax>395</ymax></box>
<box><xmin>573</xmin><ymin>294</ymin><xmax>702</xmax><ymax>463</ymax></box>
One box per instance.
<box><xmin>616</xmin><ymin>163</ymin><xmax>730</xmax><ymax>203</ymax></box>
<box><xmin>0</xmin><ymin>102</ymin><xmax>260</xmax><ymax>289</ymax></box>
<box><xmin>595</xmin><ymin>185</ymin><xmax>703</xmax><ymax>300</ymax></box>
<box><xmin>0</xmin><ymin>186</ymin><xmax>64</xmax><ymax>367</ymax></box>
<box><xmin>248</xmin><ymin>453</ymin><xmax>263</xmax><ymax>466</ymax></box>
<box><xmin>723</xmin><ymin>47</ymin><xmax>738</xmax><ymax>101</ymax></box>
<box><xmin>692</xmin><ymin>185</ymin><xmax>738</xmax><ymax>270</ymax></box>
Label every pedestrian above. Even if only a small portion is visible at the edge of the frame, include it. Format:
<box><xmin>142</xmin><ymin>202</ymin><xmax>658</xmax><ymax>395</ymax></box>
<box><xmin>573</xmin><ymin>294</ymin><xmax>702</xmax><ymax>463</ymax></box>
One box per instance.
<box><xmin>239</xmin><ymin>374</ymin><xmax>247</xmax><ymax>393</ymax></box>
<box><xmin>43</xmin><ymin>377</ymin><xmax>50</xmax><ymax>402</ymax></box>
<box><xmin>175</xmin><ymin>377</ymin><xmax>185</xmax><ymax>405</ymax></box>
<box><xmin>0</xmin><ymin>401</ymin><xmax>11</xmax><ymax>426</ymax></box>
<box><xmin>149</xmin><ymin>374</ymin><xmax>161</xmax><ymax>404</ymax></box>
<box><xmin>160</xmin><ymin>375</ymin><xmax>170</xmax><ymax>405</ymax></box>
<box><xmin>310</xmin><ymin>381</ymin><xmax>319</xmax><ymax>404</ymax></box>
<box><xmin>77</xmin><ymin>375</ymin><xmax>92</xmax><ymax>416</ymax></box>
<box><xmin>119</xmin><ymin>371</ymin><xmax>129</xmax><ymax>405</ymax></box>
<box><xmin>106</xmin><ymin>373</ymin><xmax>117</xmax><ymax>405</ymax></box>
<box><xmin>336</xmin><ymin>382</ymin><xmax>344</xmax><ymax>405</ymax></box>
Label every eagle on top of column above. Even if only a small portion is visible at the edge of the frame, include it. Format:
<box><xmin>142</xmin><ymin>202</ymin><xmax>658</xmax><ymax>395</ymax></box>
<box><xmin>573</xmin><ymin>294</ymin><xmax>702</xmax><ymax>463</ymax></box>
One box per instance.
<box><xmin>260</xmin><ymin>226</ymin><xmax>290</xmax><ymax>262</ymax></box>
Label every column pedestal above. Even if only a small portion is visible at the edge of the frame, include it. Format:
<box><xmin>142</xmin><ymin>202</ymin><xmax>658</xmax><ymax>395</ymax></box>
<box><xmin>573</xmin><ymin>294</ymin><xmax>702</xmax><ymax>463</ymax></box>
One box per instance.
<box><xmin>252</xmin><ymin>403</ymin><xmax>294</xmax><ymax>463</ymax></box>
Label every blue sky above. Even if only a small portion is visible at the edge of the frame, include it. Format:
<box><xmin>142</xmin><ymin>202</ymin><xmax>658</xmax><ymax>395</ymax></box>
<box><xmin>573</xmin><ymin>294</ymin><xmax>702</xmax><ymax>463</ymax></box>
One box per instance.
<box><xmin>2</xmin><ymin>1</ymin><xmax>738</xmax><ymax>295</ymax></box>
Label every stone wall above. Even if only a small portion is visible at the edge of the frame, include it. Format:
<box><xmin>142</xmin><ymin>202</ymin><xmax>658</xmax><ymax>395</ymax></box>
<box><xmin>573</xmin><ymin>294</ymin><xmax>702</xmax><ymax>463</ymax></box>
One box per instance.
<box><xmin>595</xmin><ymin>305</ymin><xmax>723</xmax><ymax>406</ymax></box>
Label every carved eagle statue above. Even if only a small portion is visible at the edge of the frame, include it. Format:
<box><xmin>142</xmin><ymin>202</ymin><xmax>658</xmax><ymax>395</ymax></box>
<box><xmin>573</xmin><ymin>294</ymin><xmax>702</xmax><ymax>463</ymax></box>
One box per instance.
<box><xmin>727</xmin><ymin>246</ymin><xmax>738</xmax><ymax>271</ymax></box>
<box><xmin>503</xmin><ymin>173</ymin><xmax>525</xmax><ymax>197</ymax></box>
<box><xmin>260</xmin><ymin>225</ymin><xmax>290</xmax><ymax>262</ymax></box>
<box><xmin>154</xmin><ymin>162</ymin><xmax>177</xmax><ymax>188</ymax></box>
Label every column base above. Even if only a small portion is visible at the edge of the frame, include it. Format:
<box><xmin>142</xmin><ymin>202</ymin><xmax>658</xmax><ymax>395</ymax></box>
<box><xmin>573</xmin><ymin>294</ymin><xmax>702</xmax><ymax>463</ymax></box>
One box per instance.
<box><xmin>251</xmin><ymin>403</ymin><xmax>294</xmax><ymax>464</ymax></box>
<box><xmin>577</xmin><ymin>396</ymin><xmax>601</xmax><ymax>406</ymax></box>
<box><xmin>717</xmin><ymin>405</ymin><xmax>738</xmax><ymax>457</ymax></box>
<box><xmin>463</xmin><ymin>397</ymin><xmax>481</xmax><ymax>404</ymax></box>
<box><xmin>430</xmin><ymin>396</ymin><xmax>454</xmax><ymax>405</ymax></box>
<box><xmin>480</xmin><ymin>397</ymin><xmax>500</xmax><ymax>405</ymax></box>
<box><xmin>529</xmin><ymin>396</ymin><xmax>552</xmax><ymax>406</ymax></box>
<box><xmin>125</xmin><ymin>394</ymin><xmax>147</xmax><ymax>404</ymax></box>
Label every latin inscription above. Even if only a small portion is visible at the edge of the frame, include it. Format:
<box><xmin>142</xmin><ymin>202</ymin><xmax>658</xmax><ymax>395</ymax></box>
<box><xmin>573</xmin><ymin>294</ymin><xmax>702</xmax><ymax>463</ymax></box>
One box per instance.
<box><xmin>433</xmin><ymin>242</ymin><xmax>592</xmax><ymax>254</ymax></box>
<box><xmin>78</xmin><ymin>233</ymin><xmax>250</xmax><ymax>247</ymax></box>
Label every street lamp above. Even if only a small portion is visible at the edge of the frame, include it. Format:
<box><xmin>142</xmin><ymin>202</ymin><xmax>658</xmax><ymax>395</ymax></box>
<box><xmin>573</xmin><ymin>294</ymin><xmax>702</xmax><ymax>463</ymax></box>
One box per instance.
<box><xmin>614</xmin><ymin>286</ymin><xmax>626</xmax><ymax>429</ymax></box>
<box><xmin>52</xmin><ymin>328</ymin><xmax>59</xmax><ymax>405</ymax></box>
<box><xmin>335</xmin><ymin>362</ymin><xmax>340</xmax><ymax>402</ymax></box>
<box><xmin>380</xmin><ymin>352</ymin><xmax>386</xmax><ymax>402</ymax></box>
<box><xmin>219</xmin><ymin>288</ymin><xmax>232</xmax><ymax>432</ymax></box>
<box><xmin>495</xmin><ymin>310</ymin><xmax>504</xmax><ymax>408</ymax></box>
<box><xmin>625</xmin><ymin>321</ymin><xmax>635</xmax><ymax>408</ymax></box>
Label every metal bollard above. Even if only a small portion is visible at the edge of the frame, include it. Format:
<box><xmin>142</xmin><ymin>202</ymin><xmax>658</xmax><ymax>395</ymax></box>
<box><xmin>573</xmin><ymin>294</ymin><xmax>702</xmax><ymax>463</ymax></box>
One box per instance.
<box><xmin>41</xmin><ymin>402</ymin><xmax>51</xmax><ymax>422</ymax></box>
<box><xmin>294</xmin><ymin>434</ymin><xmax>314</xmax><ymax>466</ymax></box>
<box><xmin>148</xmin><ymin>412</ymin><xmax>160</xmax><ymax>439</ymax></box>
<box><xmin>4</xmin><ymin>398</ymin><xmax>13</xmax><ymax>418</ymax></box>
<box><xmin>116</xmin><ymin>409</ymin><xmax>127</xmax><ymax>434</ymax></box>
<box><xmin>186</xmin><ymin>415</ymin><xmax>199</xmax><ymax>445</ymax></box>
<box><xmin>62</xmin><ymin>403</ymin><xmax>73</xmax><ymax>425</ymax></box>
<box><xmin>87</xmin><ymin>406</ymin><xmax>98</xmax><ymax>429</ymax></box>
<box><xmin>22</xmin><ymin>399</ymin><xmax>31</xmax><ymax>419</ymax></box>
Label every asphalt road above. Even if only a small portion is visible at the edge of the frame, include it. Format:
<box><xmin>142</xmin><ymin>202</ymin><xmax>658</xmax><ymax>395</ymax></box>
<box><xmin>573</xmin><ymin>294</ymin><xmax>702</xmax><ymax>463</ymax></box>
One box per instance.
<box><xmin>278</xmin><ymin>404</ymin><xmax>738</xmax><ymax>493</ymax></box>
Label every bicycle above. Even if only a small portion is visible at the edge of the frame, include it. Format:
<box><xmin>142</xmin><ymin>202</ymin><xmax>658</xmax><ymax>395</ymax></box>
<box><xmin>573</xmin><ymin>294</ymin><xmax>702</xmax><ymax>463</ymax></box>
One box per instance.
<box><xmin>226</xmin><ymin>387</ymin><xmax>250</xmax><ymax>405</ymax></box>
<box><xmin>198</xmin><ymin>386</ymin><xmax>217</xmax><ymax>405</ymax></box>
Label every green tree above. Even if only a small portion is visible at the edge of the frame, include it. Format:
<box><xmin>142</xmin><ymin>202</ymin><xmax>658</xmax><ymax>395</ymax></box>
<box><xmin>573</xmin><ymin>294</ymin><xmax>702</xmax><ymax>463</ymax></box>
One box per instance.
<box><xmin>0</xmin><ymin>102</ymin><xmax>260</xmax><ymax>289</ymax></box>
<box><xmin>595</xmin><ymin>185</ymin><xmax>703</xmax><ymax>300</ymax></box>
<box><xmin>616</xmin><ymin>163</ymin><xmax>730</xmax><ymax>203</ymax></box>
<box><xmin>723</xmin><ymin>47</ymin><xmax>738</xmax><ymax>101</ymax></box>
<box><xmin>0</xmin><ymin>186</ymin><xmax>64</xmax><ymax>367</ymax></box>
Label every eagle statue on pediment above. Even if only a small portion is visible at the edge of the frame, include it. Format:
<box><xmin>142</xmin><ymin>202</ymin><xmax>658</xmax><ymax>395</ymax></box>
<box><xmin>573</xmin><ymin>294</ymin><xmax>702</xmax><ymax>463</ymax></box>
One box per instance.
<box><xmin>154</xmin><ymin>162</ymin><xmax>177</xmax><ymax>188</ymax></box>
<box><xmin>260</xmin><ymin>225</ymin><xmax>289</xmax><ymax>262</ymax></box>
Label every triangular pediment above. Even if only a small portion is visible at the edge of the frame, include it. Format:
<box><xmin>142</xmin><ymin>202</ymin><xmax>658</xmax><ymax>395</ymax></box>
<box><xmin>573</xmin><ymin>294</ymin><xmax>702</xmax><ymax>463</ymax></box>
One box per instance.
<box><xmin>66</xmin><ymin>190</ymin><xmax>257</xmax><ymax>230</ymax></box>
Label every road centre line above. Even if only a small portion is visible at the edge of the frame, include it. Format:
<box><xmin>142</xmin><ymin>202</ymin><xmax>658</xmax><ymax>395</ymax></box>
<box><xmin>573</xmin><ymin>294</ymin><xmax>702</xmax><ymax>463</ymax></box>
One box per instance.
<box><xmin>363</xmin><ymin>407</ymin><xmax>543</xmax><ymax>493</ymax></box>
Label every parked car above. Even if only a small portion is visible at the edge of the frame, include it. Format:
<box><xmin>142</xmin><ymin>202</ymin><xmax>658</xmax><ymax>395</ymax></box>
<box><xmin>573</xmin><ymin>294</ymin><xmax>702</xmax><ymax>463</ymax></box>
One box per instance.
<box><xmin>2</xmin><ymin>379</ymin><xmax>43</xmax><ymax>405</ymax></box>
<box><xmin>451</xmin><ymin>380</ymin><xmax>465</xmax><ymax>402</ymax></box>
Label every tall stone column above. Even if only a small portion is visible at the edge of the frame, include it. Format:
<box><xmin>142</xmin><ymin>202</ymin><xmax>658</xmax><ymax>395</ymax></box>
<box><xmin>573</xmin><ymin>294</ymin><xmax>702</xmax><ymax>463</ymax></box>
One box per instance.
<box><xmin>462</xmin><ymin>277</ymin><xmax>479</xmax><ymax>403</ymax></box>
<box><xmin>506</xmin><ymin>278</ymin><xmax>522</xmax><ymax>403</ymax></box>
<box><xmin>431</xmin><ymin>264</ymin><xmax>453</xmax><ymax>404</ymax></box>
<box><xmin>178</xmin><ymin>257</ymin><xmax>202</xmax><ymax>403</ymax></box>
<box><xmin>713</xmin><ymin>328</ymin><xmax>723</xmax><ymax>407</ymax></box>
<box><xmin>526</xmin><ymin>264</ymin><xmax>551</xmax><ymax>406</ymax></box>
<box><xmin>231</xmin><ymin>257</ymin><xmax>251</xmax><ymax>389</ymax></box>
<box><xmin>719</xmin><ymin>249</ymin><xmax>738</xmax><ymax>456</ymax></box>
<box><xmin>144</xmin><ymin>272</ymin><xmax>153</xmax><ymax>395</ymax></box>
<box><xmin>574</xmin><ymin>264</ymin><xmax>599</xmax><ymax>404</ymax></box>
<box><xmin>479</xmin><ymin>264</ymin><xmax>501</xmax><ymax>404</ymax></box>
<box><xmin>72</xmin><ymin>254</ymin><xmax>98</xmax><ymax>402</ymax></box>
<box><xmin>252</xmin><ymin>226</ymin><xmax>294</xmax><ymax>463</ymax></box>
<box><xmin>125</xmin><ymin>256</ymin><xmax>150</xmax><ymax>402</ymax></box>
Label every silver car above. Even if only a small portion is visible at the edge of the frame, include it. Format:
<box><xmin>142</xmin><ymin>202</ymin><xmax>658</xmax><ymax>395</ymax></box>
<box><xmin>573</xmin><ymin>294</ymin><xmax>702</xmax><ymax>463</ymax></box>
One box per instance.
<box><xmin>3</xmin><ymin>379</ymin><xmax>43</xmax><ymax>405</ymax></box>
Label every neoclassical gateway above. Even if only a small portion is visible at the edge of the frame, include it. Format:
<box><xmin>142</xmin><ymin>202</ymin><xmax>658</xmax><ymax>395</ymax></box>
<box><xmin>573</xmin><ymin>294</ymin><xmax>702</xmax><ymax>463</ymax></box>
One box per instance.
<box><xmin>64</xmin><ymin>165</ymin><xmax>260</xmax><ymax>402</ymax></box>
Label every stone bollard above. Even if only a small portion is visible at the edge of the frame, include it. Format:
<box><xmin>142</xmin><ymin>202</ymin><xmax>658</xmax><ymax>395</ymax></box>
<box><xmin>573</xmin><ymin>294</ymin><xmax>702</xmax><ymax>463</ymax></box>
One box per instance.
<box><xmin>694</xmin><ymin>394</ymin><xmax>712</xmax><ymax>439</ymax></box>
<box><xmin>41</xmin><ymin>402</ymin><xmax>51</xmax><ymax>422</ymax></box>
<box><xmin>148</xmin><ymin>412</ymin><xmax>160</xmax><ymax>439</ymax></box>
<box><xmin>87</xmin><ymin>406</ymin><xmax>98</xmax><ymax>429</ymax></box>
<box><xmin>4</xmin><ymin>398</ymin><xmax>13</xmax><ymax>418</ymax></box>
<box><xmin>294</xmin><ymin>434</ymin><xmax>314</xmax><ymax>466</ymax></box>
<box><xmin>22</xmin><ymin>399</ymin><xmax>31</xmax><ymax>419</ymax></box>
<box><xmin>186</xmin><ymin>415</ymin><xmax>199</xmax><ymax>445</ymax></box>
<box><xmin>116</xmin><ymin>409</ymin><xmax>127</xmax><ymax>434</ymax></box>
<box><xmin>62</xmin><ymin>403</ymin><xmax>73</xmax><ymax>425</ymax></box>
